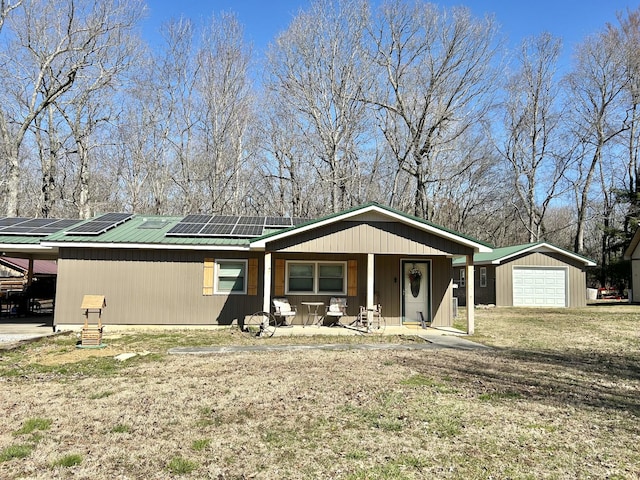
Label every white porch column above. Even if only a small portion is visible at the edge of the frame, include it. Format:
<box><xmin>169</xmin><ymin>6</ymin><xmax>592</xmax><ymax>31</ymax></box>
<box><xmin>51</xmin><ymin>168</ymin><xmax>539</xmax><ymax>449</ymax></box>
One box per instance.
<box><xmin>367</xmin><ymin>253</ymin><xmax>375</xmax><ymax>308</ymax></box>
<box><xmin>466</xmin><ymin>253</ymin><xmax>475</xmax><ymax>335</ymax></box>
<box><xmin>263</xmin><ymin>252</ymin><xmax>272</xmax><ymax>312</ymax></box>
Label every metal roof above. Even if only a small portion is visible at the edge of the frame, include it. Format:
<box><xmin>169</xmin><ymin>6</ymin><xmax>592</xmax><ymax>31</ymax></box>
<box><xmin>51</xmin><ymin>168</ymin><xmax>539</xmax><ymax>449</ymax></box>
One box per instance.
<box><xmin>452</xmin><ymin>242</ymin><xmax>596</xmax><ymax>267</ymax></box>
<box><xmin>0</xmin><ymin>257</ymin><xmax>58</xmax><ymax>275</ymax></box>
<box><xmin>10</xmin><ymin>204</ymin><xmax>495</xmax><ymax>254</ymax></box>
<box><xmin>42</xmin><ymin>215</ymin><xmax>252</xmax><ymax>249</ymax></box>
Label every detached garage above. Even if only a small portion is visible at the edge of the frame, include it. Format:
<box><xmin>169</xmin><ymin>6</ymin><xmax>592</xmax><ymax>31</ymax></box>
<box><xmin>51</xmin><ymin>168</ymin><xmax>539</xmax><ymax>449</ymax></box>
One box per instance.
<box><xmin>454</xmin><ymin>242</ymin><xmax>596</xmax><ymax>307</ymax></box>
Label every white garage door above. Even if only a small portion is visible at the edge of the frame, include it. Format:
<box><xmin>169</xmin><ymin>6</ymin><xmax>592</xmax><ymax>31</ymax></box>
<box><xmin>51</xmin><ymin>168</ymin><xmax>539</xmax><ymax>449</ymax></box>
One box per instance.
<box><xmin>512</xmin><ymin>267</ymin><xmax>567</xmax><ymax>307</ymax></box>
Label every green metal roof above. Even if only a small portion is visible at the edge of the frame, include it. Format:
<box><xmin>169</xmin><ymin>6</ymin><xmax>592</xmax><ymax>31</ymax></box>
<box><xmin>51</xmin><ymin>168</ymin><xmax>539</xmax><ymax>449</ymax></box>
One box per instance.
<box><xmin>0</xmin><ymin>235</ymin><xmax>45</xmax><ymax>245</ymax></box>
<box><xmin>452</xmin><ymin>242</ymin><xmax>596</xmax><ymax>266</ymax></box>
<box><xmin>42</xmin><ymin>215</ymin><xmax>251</xmax><ymax>248</ymax></box>
<box><xmin>18</xmin><ymin>203</ymin><xmax>494</xmax><ymax>252</ymax></box>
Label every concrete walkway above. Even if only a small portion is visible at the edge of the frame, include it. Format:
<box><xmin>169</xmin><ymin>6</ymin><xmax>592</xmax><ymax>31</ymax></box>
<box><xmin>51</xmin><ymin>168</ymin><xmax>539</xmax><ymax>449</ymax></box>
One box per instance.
<box><xmin>0</xmin><ymin>317</ymin><xmax>57</xmax><ymax>348</ymax></box>
<box><xmin>169</xmin><ymin>325</ymin><xmax>491</xmax><ymax>355</ymax></box>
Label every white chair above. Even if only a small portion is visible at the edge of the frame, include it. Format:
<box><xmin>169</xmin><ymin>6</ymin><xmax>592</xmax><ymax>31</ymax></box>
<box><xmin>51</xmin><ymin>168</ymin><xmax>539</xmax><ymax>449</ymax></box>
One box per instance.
<box><xmin>325</xmin><ymin>297</ymin><xmax>347</xmax><ymax>325</ymax></box>
<box><xmin>272</xmin><ymin>298</ymin><xmax>297</xmax><ymax>326</ymax></box>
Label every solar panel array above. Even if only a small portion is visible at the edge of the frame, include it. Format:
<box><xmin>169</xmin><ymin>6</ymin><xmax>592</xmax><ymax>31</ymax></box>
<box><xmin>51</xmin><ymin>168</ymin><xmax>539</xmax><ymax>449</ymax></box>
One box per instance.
<box><xmin>0</xmin><ymin>217</ymin><xmax>81</xmax><ymax>236</ymax></box>
<box><xmin>166</xmin><ymin>215</ymin><xmax>307</xmax><ymax>238</ymax></box>
<box><xmin>65</xmin><ymin>213</ymin><xmax>133</xmax><ymax>235</ymax></box>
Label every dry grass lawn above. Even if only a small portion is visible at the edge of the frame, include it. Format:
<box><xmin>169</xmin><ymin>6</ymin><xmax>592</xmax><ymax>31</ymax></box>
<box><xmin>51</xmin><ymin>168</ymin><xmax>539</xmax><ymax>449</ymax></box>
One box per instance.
<box><xmin>1</xmin><ymin>305</ymin><xmax>639</xmax><ymax>479</ymax></box>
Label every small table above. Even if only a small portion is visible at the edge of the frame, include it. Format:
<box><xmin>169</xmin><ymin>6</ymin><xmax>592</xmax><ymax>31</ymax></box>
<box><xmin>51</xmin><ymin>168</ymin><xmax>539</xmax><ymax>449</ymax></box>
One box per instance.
<box><xmin>301</xmin><ymin>302</ymin><xmax>324</xmax><ymax>327</ymax></box>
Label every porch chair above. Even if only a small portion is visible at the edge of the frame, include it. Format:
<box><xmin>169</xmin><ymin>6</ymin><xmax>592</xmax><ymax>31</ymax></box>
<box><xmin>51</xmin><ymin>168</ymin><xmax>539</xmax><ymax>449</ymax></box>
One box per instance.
<box><xmin>272</xmin><ymin>298</ymin><xmax>297</xmax><ymax>327</ymax></box>
<box><xmin>325</xmin><ymin>297</ymin><xmax>347</xmax><ymax>326</ymax></box>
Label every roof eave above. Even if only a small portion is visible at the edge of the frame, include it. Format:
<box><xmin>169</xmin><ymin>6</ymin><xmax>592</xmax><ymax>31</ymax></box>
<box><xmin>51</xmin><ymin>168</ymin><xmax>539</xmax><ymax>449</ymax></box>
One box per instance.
<box><xmin>40</xmin><ymin>241</ymin><xmax>250</xmax><ymax>251</ymax></box>
<box><xmin>495</xmin><ymin>242</ymin><xmax>596</xmax><ymax>267</ymax></box>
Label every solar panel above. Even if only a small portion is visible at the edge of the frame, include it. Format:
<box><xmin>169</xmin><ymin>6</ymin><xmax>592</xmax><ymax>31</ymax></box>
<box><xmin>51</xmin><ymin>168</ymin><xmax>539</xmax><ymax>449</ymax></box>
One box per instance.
<box><xmin>200</xmin><ymin>224</ymin><xmax>234</xmax><ymax>235</ymax></box>
<box><xmin>93</xmin><ymin>213</ymin><xmax>133</xmax><ymax>223</ymax></box>
<box><xmin>0</xmin><ymin>217</ymin><xmax>82</xmax><ymax>236</ymax></box>
<box><xmin>0</xmin><ymin>217</ymin><xmax>29</xmax><ymax>227</ymax></box>
<box><xmin>165</xmin><ymin>213</ymin><xmax>303</xmax><ymax>238</ymax></box>
<box><xmin>232</xmin><ymin>224</ymin><xmax>264</xmax><ymax>236</ymax></box>
<box><xmin>265</xmin><ymin>217</ymin><xmax>293</xmax><ymax>227</ymax></box>
<box><xmin>166</xmin><ymin>223</ymin><xmax>205</xmax><ymax>235</ymax></box>
<box><xmin>212</xmin><ymin>215</ymin><xmax>238</xmax><ymax>224</ymax></box>
<box><xmin>14</xmin><ymin>218</ymin><xmax>57</xmax><ymax>228</ymax></box>
<box><xmin>65</xmin><ymin>213</ymin><xmax>133</xmax><ymax>235</ymax></box>
<box><xmin>66</xmin><ymin>221</ymin><xmax>115</xmax><ymax>234</ymax></box>
<box><xmin>293</xmin><ymin>217</ymin><xmax>308</xmax><ymax>225</ymax></box>
<box><xmin>237</xmin><ymin>216</ymin><xmax>264</xmax><ymax>225</ymax></box>
<box><xmin>47</xmin><ymin>219</ymin><xmax>81</xmax><ymax>229</ymax></box>
<box><xmin>0</xmin><ymin>226</ymin><xmax>32</xmax><ymax>234</ymax></box>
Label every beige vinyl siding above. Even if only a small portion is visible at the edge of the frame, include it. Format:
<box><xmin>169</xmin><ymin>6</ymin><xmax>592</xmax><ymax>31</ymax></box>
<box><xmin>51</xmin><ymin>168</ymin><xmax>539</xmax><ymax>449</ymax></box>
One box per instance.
<box><xmin>267</xmin><ymin>221</ymin><xmax>472</xmax><ymax>256</ymax></box>
<box><xmin>54</xmin><ymin>248</ymin><xmax>263</xmax><ymax>326</ymax></box>
<box><xmin>495</xmin><ymin>252</ymin><xmax>587</xmax><ymax>307</ymax></box>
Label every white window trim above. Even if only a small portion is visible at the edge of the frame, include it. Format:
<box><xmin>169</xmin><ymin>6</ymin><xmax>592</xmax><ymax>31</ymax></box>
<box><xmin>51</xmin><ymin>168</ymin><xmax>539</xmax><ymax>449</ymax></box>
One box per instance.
<box><xmin>480</xmin><ymin>267</ymin><xmax>487</xmax><ymax>288</ymax></box>
<box><xmin>215</xmin><ymin>259</ymin><xmax>248</xmax><ymax>295</ymax></box>
<box><xmin>285</xmin><ymin>260</ymin><xmax>347</xmax><ymax>295</ymax></box>
<box><xmin>460</xmin><ymin>269</ymin><xmax>465</xmax><ymax>287</ymax></box>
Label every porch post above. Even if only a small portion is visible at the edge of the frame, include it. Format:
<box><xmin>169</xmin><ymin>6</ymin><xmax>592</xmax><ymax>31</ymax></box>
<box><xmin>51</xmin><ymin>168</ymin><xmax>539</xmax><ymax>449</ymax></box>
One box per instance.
<box><xmin>367</xmin><ymin>253</ymin><xmax>374</xmax><ymax>308</ymax></box>
<box><xmin>466</xmin><ymin>253</ymin><xmax>475</xmax><ymax>335</ymax></box>
<box><xmin>263</xmin><ymin>252</ymin><xmax>272</xmax><ymax>313</ymax></box>
<box><xmin>27</xmin><ymin>256</ymin><xmax>34</xmax><ymax>286</ymax></box>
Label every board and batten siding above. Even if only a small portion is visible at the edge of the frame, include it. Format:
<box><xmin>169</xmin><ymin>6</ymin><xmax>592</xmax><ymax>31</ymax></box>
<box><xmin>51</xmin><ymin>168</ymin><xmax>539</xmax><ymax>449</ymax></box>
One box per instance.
<box><xmin>270</xmin><ymin>254</ymin><xmax>456</xmax><ymax>327</ymax></box>
<box><xmin>495</xmin><ymin>252</ymin><xmax>587</xmax><ymax>307</ymax></box>
<box><xmin>54</xmin><ymin>248</ymin><xmax>263</xmax><ymax>326</ymax></box>
<box><xmin>267</xmin><ymin>221</ymin><xmax>472</xmax><ymax>256</ymax></box>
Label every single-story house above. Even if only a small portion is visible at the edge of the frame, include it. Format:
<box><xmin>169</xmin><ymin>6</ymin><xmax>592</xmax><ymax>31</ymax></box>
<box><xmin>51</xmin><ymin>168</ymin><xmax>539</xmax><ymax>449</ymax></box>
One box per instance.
<box><xmin>452</xmin><ymin>242</ymin><xmax>596</xmax><ymax>307</ymax></box>
<box><xmin>27</xmin><ymin>203</ymin><xmax>492</xmax><ymax>332</ymax></box>
<box><xmin>624</xmin><ymin>229</ymin><xmax>640</xmax><ymax>302</ymax></box>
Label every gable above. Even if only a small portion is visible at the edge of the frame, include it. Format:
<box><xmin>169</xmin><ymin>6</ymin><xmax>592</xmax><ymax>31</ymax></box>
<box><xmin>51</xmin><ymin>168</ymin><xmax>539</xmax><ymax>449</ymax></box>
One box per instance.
<box><xmin>265</xmin><ymin>220</ymin><xmax>474</xmax><ymax>256</ymax></box>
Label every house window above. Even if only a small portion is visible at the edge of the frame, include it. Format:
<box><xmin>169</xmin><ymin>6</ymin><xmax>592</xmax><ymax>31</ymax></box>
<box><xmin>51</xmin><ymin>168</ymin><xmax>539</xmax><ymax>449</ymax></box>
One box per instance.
<box><xmin>286</xmin><ymin>261</ymin><xmax>346</xmax><ymax>294</ymax></box>
<box><xmin>460</xmin><ymin>269</ymin><xmax>465</xmax><ymax>287</ymax></box>
<box><xmin>288</xmin><ymin>263</ymin><xmax>314</xmax><ymax>292</ymax></box>
<box><xmin>215</xmin><ymin>260</ymin><xmax>247</xmax><ymax>294</ymax></box>
<box><xmin>480</xmin><ymin>267</ymin><xmax>487</xmax><ymax>288</ymax></box>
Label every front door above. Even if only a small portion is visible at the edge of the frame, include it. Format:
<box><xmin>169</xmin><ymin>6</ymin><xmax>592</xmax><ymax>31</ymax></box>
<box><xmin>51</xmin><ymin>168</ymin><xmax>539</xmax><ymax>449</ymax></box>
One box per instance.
<box><xmin>402</xmin><ymin>261</ymin><xmax>431</xmax><ymax>324</ymax></box>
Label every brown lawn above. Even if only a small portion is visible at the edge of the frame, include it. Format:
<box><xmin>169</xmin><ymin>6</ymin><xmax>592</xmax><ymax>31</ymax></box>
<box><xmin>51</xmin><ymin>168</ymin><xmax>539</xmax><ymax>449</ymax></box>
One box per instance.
<box><xmin>1</xmin><ymin>305</ymin><xmax>639</xmax><ymax>479</ymax></box>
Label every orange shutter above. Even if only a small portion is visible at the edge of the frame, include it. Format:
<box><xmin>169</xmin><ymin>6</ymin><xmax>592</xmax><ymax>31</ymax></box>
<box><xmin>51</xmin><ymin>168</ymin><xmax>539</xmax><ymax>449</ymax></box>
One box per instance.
<box><xmin>203</xmin><ymin>258</ymin><xmax>215</xmax><ymax>296</ymax></box>
<box><xmin>248</xmin><ymin>258</ymin><xmax>258</xmax><ymax>296</ymax></box>
<box><xmin>348</xmin><ymin>260</ymin><xmax>357</xmax><ymax>296</ymax></box>
<box><xmin>275</xmin><ymin>258</ymin><xmax>285</xmax><ymax>296</ymax></box>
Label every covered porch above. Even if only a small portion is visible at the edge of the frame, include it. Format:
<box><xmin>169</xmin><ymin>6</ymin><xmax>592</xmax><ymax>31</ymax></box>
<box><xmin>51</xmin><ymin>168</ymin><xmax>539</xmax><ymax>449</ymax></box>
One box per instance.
<box><xmin>251</xmin><ymin>205</ymin><xmax>487</xmax><ymax>334</ymax></box>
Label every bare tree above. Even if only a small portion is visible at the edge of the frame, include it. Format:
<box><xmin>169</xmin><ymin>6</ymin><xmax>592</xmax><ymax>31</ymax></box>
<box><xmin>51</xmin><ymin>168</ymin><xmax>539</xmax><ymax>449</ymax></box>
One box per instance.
<box><xmin>566</xmin><ymin>29</ymin><xmax>628</xmax><ymax>253</ymax></box>
<box><xmin>196</xmin><ymin>12</ymin><xmax>255</xmax><ymax>215</ymax></box>
<box><xmin>0</xmin><ymin>0</ymin><xmax>144</xmax><ymax>216</ymax></box>
<box><xmin>365</xmin><ymin>0</ymin><xmax>500</xmax><ymax>219</ymax></box>
<box><xmin>265</xmin><ymin>0</ymin><xmax>372</xmax><ymax>214</ymax></box>
<box><xmin>0</xmin><ymin>0</ymin><xmax>20</xmax><ymax>31</ymax></box>
<box><xmin>497</xmin><ymin>33</ymin><xmax>568</xmax><ymax>242</ymax></box>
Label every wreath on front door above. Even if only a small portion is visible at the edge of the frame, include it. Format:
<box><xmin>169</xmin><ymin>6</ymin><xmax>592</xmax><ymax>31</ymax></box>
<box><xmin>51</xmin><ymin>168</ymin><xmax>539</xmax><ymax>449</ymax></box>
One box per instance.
<box><xmin>408</xmin><ymin>265</ymin><xmax>422</xmax><ymax>298</ymax></box>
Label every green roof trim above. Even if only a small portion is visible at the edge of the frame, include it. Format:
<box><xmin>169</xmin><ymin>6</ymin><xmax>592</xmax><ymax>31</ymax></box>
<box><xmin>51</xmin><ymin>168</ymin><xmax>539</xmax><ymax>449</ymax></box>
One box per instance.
<box><xmin>452</xmin><ymin>242</ymin><xmax>596</xmax><ymax>266</ymax></box>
